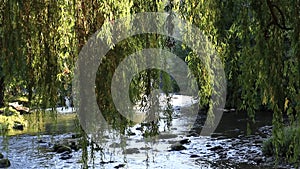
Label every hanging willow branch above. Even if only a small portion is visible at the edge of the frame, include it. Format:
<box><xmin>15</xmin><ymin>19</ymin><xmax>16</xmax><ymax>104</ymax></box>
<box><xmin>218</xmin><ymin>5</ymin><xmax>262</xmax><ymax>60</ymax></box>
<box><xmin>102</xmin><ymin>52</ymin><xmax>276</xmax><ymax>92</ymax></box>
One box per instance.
<box><xmin>165</xmin><ymin>0</ymin><xmax>175</xmax><ymax>49</ymax></box>
<box><xmin>265</xmin><ymin>0</ymin><xmax>292</xmax><ymax>39</ymax></box>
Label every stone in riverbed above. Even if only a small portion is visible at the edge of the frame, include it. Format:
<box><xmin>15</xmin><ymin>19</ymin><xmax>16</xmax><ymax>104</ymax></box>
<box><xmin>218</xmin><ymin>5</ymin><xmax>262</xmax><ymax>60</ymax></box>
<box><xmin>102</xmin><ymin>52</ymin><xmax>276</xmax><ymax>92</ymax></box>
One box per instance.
<box><xmin>127</xmin><ymin>130</ymin><xmax>136</xmax><ymax>136</ymax></box>
<box><xmin>0</xmin><ymin>159</ymin><xmax>10</xmax><ymax>168</ymax></box>
<box><xmin>139</xmin><ymin>147</ymin><xmax>151</xmax><ymax>150</ymax></box>
<box><xmin>179</xmin><ymin>139</ymin><xmax>190</xmax><ymax>145</ymax></box>
<box><xmin>170</xmin><ymin>142</ymin><xmax>186</xmax><ymax>151</ymax></box>
<box><xmin>109</xmin><ymin>142</ymin><xmax>122</xmax><ymax>148</ymax></box>
<box><xmin>190</xmin><ymin>154</ymin><xmax>200</xmax><ymax>158</ymax></box>
<box><xmin>0</xmin><ymin>153</ymin><xmax>3</xmax><ymax>159</ymax></box>
<box><xmin>253</xmin><ymin>157</ymin><xmax>263</xmax><ymax>164</ymax></box>
<box><xmin>69</xmin><ymin>141</ymin><xmax>80</xmax><ymax>151</ymax></box>
<box><xmin>158</xmin><ymin>133</ymin><xmax>177</xmax><ymax>139</ymax></box>
<box><xmin>187</xmin><ymin>131</ymin><xmax>199</xmax><ymax>137</ymax></box>
<box><xmin>123</xmin><ymin>148</ymin><xmax>140</xmax><ymax>154</ymax></box>
<box><xmin>37</xmin><ymin>139</ymin><xmax>47</xmax><ymax>144</ymax></box>
<box><xmin>254</xmin><ymin>138</ymin><xmax>264</xmax><ymax>144</ymax></box>
<box><xmin>100</xmin><ymin>160</ymin><xmax>116</xmax><ymax>164</ymax></box>
<box><xmin>208</xmin><ymin>145</ymin><xmax>223</xmax><ymax>151</ymax></box>
<box><xmin>135</xmin><ymin>127</ymin><xmax>143</xmax><ymax>131</ymax></box>
<box><xmin>71</xmin><ymin>133</ymin><xmax>82</xmax><ymax>139</ymax></box>
<box><xmin>60</xmin><ymin>152</ymin><xmax>72</xmax><ymax>160</ymax></box>
<box><xmin>54</xmin><ymin>144</ymin><xmax>72</xmax><ymax>154</ymax></box>
<box><xmin>114</xmin><ymin>164</ymin><xmax>126</xmax><ymax>168</ymax></box>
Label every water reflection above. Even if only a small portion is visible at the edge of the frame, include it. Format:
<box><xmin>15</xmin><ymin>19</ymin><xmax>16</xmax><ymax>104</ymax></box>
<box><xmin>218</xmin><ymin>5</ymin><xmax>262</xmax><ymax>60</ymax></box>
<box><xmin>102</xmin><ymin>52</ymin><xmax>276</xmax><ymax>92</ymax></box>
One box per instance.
<box><xmin>0</xmin><ymin>101</ymin><xmax>275</xmax><ymax>168</ymax></box>
<box><xmin>0</xmin><ymin>94</ymin><xmax>205</xmax><ymax>168</ymax></box>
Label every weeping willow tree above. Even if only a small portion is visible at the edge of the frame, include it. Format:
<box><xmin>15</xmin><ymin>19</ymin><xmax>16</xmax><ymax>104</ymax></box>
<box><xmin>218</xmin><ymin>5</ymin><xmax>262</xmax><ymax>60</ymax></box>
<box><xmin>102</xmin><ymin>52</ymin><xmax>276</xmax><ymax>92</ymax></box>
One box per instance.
<box><xmin>94</xmin><ymin>0</ymin><xmax>299</xmax><ymax>164</ymax></box>
<box><xmin>1</xmin><ymin>0</ymin><xmax>299</xmax><ymax>166</ymax></box>
<box><xmin>178</xmin><ymin>0</ymin><xmax>300</xmax><ymax>164</ymax></box>
<box><xmin>0</xmin><ymin>0</ymin><xmax>76</xmax><ymax>108</ymax></box>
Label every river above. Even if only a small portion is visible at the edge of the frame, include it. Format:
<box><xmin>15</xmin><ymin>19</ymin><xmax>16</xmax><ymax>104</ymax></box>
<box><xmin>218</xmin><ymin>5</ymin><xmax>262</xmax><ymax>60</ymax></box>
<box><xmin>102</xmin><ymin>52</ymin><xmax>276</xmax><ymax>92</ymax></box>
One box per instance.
<box><xmin>0</xmin><ymin>95</ymin><xmax>278</xmax><ymax>169</ymax></box>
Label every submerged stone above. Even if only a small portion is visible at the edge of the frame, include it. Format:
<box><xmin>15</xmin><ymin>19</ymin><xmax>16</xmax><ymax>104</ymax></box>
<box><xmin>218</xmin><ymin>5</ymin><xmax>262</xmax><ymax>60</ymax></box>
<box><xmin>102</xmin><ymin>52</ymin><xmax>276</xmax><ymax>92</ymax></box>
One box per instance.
<box><xmin>187</xmin><ymin>132</ymin><xmax>199</xmax><ymax>137</ymax></box>
<box><xmin>135</xmin><ymin>127</ymin><xmax>143</xmax><ymax>131</ymax></box>
<box><xmin>37</xmin><ymin>139</ymin><xmax>47</xmax><ymax>144</ymax></box>
<box><xmin>114</xmin><ymin>164</ymin><xmax>125</xmax><ymax>168</ymax></box>
<box><xmin>54</xmin><ymin>145</ymin><xmax>72</xmax><ymax>154</ymax></box>
<box><xmin>208</xmin><ymin>145</ymin><xmax>223</xmax><ymax>151</ymax></box>
<box><xmin>69</xmin><ymin>141</ymin><xmax>80</xmax><ymax>151</ymax></box>
<box><xmin>123</xmin><ymin>148</ymin><xmax>140</xmax><ymax>154</ymax></box>
<box><xmin>158</xmin><ymin>133</ymin><xmax>177</xmax><ymax>139</ymax></box>
<box><xmin>179</xmin><ymin>139</ymin><xmax>190</xmax><ymax>145</ymax></box>
<box><xmin>71</xmin><ymin>133</ymin><xmax>82</xmax><ymax>139</ymax></box>
<box><xmin>170</xmin><ymin>142</ymin><xmax>186</xmax><ymax>151</ymax></box>
<box><xmin>253</xmin><ymin>157</ymin><xmax>263</xmax><ymax>164</ymax></box>
<box><xmin>60</xmin><ymin>153</ymin><xmax>72</xmax><ymax>160</ymax></box>
<box><xmin>100</xmin><ymin>160</ymin><xmax>116</xmax><ymax>164</ymax></box>
<box><xmin>190</xmin><ymin>154</ymin><xmax>200</xmax><ymax>158</ymax></box>
<box><xmin>0</xmin><ymin>159</ymin><xmax>10</xmax><ymax>168</ymax></box>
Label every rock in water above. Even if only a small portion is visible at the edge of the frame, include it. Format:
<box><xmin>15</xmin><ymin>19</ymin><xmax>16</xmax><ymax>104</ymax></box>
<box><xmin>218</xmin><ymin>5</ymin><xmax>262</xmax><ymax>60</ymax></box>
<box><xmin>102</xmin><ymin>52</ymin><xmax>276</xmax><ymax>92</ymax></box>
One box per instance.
<box><xmin>57</xmin><ymin>146</ymin><xmax>72</xmax><ymax>154</ymax></box>
<box><xmin>187</xmin><ymin>131</ymin><xmax>199</xmax><ymax>137</ymax></box>
<box><xmin>123</xmin><ymin>148</ymin><xmax>140</xmax><ymax>154</ymax></box>
<box><xmin>13</xmin><ymin>121</ymin><xmax>24</xmax><ymax>130</ymax></box>
<box><xmin>60</xmin><ymin>153</ymin><xmax>72</xmax><ymax>160</ymax></box>
<box><xmin>114</xmin><ymin>164</ymin><xmax>125</xmax><ymax>168</ymax></box>
<box><xmin>179</xmin><ymin>139</ymin><xmax>191</xmax><ymax>145</ymax></box>
<box><xmin>254</xmin><ymin>157</ymin><xmax>263</xmax><ymax>164</ymax></box>
<box><xmin>71</xmin><ymin>133</ymin><xmax>82</xmax><ymax>139</ymax></box>
<box><xmin>54</xmin><ymin>145</ymin><xmax>72</xmax><ymax>154</ymax></box>
<box><xmin>0</xmin><ymin>153</ymin><xmax>3</xmax><ymax>159</ymax></box>
<box><xmin>37</xmin><ymin>139</ymin><xmax>47</xmax><ymax>144</ymax></box>
<box><xmin>170</xmin><ymin>142</ymin><xmax>186</xmax><ymax>151</ymax></box>
<box><xmin>208</xmin><ymin>145</ymin><xmax>223</xmax><ymax>151</ymax></box>
<box><xmin>0</xmin><ymin>159</ymin><xmax>11</xmax><ymax>168</ymax></box>
<box><xmin>190</xmin><ymin>154</ymin><xmax>200</xmax><ymax>158</ymax></box>
<box><xmin>69</xmin><ymin>141</ymin><xmax>80</xmax><ymax>151</ymax></box>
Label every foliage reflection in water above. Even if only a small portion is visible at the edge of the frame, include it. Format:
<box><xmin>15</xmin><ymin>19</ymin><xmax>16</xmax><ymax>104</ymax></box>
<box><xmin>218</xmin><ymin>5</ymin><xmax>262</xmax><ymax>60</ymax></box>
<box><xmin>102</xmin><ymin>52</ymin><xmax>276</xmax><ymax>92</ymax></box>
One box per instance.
<box><xmin>0</xmin><ymin>95</ymin><xmax>210</xmax><ymax>168</ymax></box>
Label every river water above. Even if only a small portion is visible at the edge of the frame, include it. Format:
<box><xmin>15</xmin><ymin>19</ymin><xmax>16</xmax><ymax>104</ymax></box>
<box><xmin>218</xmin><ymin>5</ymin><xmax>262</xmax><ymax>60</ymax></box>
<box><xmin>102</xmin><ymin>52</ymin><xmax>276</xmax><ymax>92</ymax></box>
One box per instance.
<box><xmin>0</xmin><ymin>95</ymin><xmax>275</xmax><ymax>169</ymax></box>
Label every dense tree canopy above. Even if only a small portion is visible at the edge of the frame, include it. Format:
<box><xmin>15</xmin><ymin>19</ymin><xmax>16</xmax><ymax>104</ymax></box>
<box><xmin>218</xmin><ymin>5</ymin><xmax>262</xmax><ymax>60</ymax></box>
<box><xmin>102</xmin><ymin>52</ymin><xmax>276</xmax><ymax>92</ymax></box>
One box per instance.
<box><xmin>0</xmin><ymin>0</ymin><xmax>299</xmax><ymax>164</ymax></box>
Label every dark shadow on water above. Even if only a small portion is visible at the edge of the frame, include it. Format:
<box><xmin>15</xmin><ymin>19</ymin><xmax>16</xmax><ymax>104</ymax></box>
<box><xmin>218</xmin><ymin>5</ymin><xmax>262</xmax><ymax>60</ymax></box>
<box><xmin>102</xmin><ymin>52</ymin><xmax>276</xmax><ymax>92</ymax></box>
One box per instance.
<box><xmin>191</xmin><ymin>110</ymin><xmax>273</xmax><ymax>138</ymax></box>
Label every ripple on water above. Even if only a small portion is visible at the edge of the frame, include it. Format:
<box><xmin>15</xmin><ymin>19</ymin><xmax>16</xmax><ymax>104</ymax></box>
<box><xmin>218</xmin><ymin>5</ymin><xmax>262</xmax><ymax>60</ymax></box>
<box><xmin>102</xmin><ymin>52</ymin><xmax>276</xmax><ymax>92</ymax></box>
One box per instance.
<box><xmin>0</xmin><ymin>95</ymin><xmax>276</xmax><ymax>168</ymax></box>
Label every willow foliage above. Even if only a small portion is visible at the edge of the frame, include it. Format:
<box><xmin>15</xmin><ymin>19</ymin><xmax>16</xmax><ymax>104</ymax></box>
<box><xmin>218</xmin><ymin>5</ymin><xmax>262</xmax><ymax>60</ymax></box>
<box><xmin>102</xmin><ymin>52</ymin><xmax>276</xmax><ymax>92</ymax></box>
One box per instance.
<box><xmin>0</xmin><ymin>0</ymin><xmax>299</xmax><ymax>164</ymax></box>
<box><xmin>0</xmin><ymin>0</ymin><xmax>76</xmax><ymax>108</ymax></box>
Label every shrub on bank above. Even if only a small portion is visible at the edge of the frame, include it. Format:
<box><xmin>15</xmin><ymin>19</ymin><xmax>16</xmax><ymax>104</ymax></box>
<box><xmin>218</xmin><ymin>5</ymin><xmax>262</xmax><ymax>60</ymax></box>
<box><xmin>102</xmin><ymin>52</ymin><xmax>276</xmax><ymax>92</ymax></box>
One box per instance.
<box><xmin>262</xmin><ymin>125</ymin><xmax>300</xmax><ymax>165</ymax></box>
<box><xmin>0</xmin><ymin>107</ymin><xmax>27</xmax><ymax>134</ymax></box>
